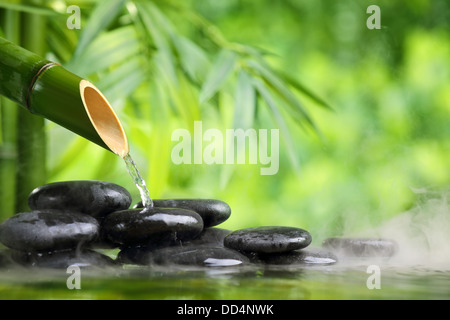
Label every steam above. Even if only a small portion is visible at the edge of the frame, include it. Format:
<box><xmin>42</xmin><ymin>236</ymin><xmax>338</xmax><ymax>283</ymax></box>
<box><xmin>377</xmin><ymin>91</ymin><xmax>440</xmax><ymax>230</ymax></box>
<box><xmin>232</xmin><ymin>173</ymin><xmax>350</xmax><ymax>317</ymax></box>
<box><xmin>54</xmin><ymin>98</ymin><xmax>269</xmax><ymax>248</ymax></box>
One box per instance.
<box><xmin>361</xmin><ymin>188</ymin><xmax>450</xmax><ymax>269</ymax></box>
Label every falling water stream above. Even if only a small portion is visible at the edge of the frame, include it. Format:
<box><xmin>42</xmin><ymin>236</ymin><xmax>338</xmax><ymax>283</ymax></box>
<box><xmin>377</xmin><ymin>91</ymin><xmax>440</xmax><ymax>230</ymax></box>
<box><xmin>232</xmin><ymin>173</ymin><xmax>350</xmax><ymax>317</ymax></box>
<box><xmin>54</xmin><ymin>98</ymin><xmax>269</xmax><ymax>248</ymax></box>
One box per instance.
<box><xmin>123</xmin><ymin>153</ymin><xmax>153</xmax><ymax>208</ymax></box>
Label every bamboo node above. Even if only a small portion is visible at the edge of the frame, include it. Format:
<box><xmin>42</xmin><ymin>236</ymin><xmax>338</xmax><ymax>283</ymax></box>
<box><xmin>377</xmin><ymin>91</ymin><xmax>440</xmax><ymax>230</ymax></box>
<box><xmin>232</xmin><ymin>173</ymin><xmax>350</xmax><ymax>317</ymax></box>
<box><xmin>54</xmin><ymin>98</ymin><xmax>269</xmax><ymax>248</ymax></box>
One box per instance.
<box><xmin>26</xmin><ymin>62</ymin><xmax>60</xmax><ymax>111</ymax></box>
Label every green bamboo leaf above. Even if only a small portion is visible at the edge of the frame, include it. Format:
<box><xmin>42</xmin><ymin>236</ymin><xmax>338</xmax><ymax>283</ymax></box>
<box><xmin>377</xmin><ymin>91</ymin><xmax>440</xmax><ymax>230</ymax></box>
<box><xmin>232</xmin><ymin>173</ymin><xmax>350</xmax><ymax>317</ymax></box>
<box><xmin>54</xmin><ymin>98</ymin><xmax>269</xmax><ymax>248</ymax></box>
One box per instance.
<box><xmin>136</xmin><ymin>1</ymin><xmax>178</xmax><ymax>85</ymax></box>
<box><xmin>99</xmin><ymin>59</ymin><xmax>145</xmax><ymax>104</ymax></box>
<box><xmin>164</xmin><ymin>75</ymin><xmax>198</xmax><ymax>125</ymax></box>
<box><xmin>279</xmin><ymin>71</ymin><xmax>333</xmax><ymax>110</ymax></box>
<box><xmin>233</xmin><ymin>69</ymin><xmax>256</xmax><ymax>129</ymax></box>
<box><xmin>68</xmin><ymin>26</ymin><xmax>140</xmax><ymax>76</ymax></box>
<box><xmin>97</xmin><ymin>57</ymin><xmax>144</xmax><ymax>92</ymax></box>
<box><xmin>246</xmin><ymin>59</ymin><xmax>317</xmax><ymax>131</ymax></box>
<box><xmin>252</xmin><ymin>77</ymin><xmax>300</xmax><ymax>171</ymax></box>
<box><xmin>240</xmin><ymin>44</ymin><xmax>278</xmax><ymax>59</ymax></box>
<box><xmin>73</xmin><ymin>0</ymin><xmax>127</xmax><ymax>59</ymax></box>
<box><xmin>47</xmin><ymin>18</ymin><xmax>78</xmax><ymax>63</ymax></box>
<box><xmin>200</xmin><ymin>49</ymin><xmax>236</xmax><ymax>103</ymax></box>
<box><xmin>0</xmin><ymin>1</ymin><xmax>61</xmax><ymax>16</ymax></box>
<box><xmin>173</xmin><ymin>36</ymin><xmax>210</xmax><ymax>84</ymax></box>
<box><xmin>144</xmin><ymin>1</ymin><xmax>177</xmax><ymax>37</ymax></box>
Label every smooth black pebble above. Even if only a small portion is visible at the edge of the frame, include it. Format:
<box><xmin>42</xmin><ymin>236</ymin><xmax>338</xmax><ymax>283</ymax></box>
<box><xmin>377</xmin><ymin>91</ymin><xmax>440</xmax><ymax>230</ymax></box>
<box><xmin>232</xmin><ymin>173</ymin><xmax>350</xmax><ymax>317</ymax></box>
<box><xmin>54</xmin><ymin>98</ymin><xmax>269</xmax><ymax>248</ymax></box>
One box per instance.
<box><xmin>28</xmin><ymin>180</ymin><xmax>132</xmax><ymax>218</ymax></box>
<box><xmin>119</xmin><ymin>245</ymin><xmax>250</xmax><ymax>267</ymax></box>
<box><xmin>102</xmin><ymin>207</ymin><xmax>204</xmax><ymax>246</ymax></box>
<box><xmin>257</xmin><ymin>248</ymin><xmax>338</xmax><ymax>265</ymax></box>
<box><xmin>0</xmin><ymin>210</ymin><xmax>99</xmax><ymax>252</ymax></box>
<box><xmin>322</xmin><ymin>237</ymin><xmax>398</xmax><ymax>257</ymax></box>
<box><xmin>134</xmin><ymin>199</ymin><xmax>231</xmax><ymax>228</ymax></box>
<box><xmin>224</xmin><ymin>226</ymin><xmax>312</xmax><ymax>254</ymax></box>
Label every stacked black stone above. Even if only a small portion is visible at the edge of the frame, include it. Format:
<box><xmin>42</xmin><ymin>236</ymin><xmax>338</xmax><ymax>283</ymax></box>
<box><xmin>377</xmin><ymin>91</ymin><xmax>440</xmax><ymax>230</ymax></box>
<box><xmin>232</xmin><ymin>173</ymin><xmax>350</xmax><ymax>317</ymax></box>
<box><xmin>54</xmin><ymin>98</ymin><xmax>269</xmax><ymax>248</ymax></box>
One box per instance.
<box><xmin>0</xmin><ymin>180</ymin><xmax>355</xmax><ymax>270</ymax></box>
<box><xmin>0</xmin><ymin>180</ymin><xmax>131</xmax><ymax>268</ymax></box>
<box><xmin>0</xmin><ymin>180</ymin><xmax>248</xmax><ymax>268</ymax></box>
<box><xmin>107</xmin><ymin>199</ymin><xmax>249</xmax><ymax>267</ymax></box>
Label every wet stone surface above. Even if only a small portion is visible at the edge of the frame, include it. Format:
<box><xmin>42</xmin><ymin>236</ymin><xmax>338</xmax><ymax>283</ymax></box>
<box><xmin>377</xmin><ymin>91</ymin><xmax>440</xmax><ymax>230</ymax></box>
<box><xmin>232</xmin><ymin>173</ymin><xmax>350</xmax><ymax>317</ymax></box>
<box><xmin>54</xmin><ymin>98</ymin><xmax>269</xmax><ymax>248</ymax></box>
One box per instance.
<box><xmin>0</xmin><ymin>210</ymin><xmax>99</xmax><ymax>252</ymax></box>
<box><xmin>28</xmin><ymin>180</ymin><xmax>132</xmax><ymax>218</ymax></box>
<box><xmin>102</xmin><ymin>207</ymin><xmax>204</xmax><ymax>246</ymax></box>
<box><xmin>119</xmin><ymin>245</ymin><xmax>250</xmax><ymax>267</ymax></box>
<box><xmin>255</xmin><ymin>248</ymin><xmax>338</xmax><ymax>265</ymax></box>
<box><xmin>322</xmin><ymin>237</ymin><xmax>398</xmax><ymax>258</ymax></box>
<box><xmin>134</xmin><ymin>199</ymin><xmax>231</xmax><ymax>228</ymax></box>
<box><xmin>224</xmin><ymin>226</ymin><xmax>312</xmax><ymax>254</ymax></box>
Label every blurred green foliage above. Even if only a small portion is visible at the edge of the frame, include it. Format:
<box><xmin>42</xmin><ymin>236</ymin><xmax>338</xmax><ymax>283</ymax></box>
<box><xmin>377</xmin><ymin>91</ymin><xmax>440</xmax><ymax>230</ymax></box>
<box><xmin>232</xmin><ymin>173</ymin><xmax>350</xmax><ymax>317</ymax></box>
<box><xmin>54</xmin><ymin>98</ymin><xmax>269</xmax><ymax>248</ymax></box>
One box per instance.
<box><xmin>1</xmin><ymin>0</ymin><xmax>449</xmax><ymax>243</ymax></box>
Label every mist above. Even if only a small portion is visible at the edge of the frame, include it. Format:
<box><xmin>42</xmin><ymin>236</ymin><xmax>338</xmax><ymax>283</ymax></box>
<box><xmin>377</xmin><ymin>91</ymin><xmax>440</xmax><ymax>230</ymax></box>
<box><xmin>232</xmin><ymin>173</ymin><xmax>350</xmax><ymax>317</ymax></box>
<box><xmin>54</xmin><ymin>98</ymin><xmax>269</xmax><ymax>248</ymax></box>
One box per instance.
<box><xmin>343</xmin><ymin>188</ymin><xmax>450</xmax><ymax>269</ymax></box>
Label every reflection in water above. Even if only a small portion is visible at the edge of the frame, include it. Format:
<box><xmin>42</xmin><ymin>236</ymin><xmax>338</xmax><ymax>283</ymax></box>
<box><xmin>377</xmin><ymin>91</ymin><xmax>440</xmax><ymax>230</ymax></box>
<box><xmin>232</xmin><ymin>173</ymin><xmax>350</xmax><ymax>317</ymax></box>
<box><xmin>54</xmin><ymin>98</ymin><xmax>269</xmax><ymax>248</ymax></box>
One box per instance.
<box><xmin>1</xmin><ymin>248</ymin><xmax>450</xmax><ymax>299</ymax></box>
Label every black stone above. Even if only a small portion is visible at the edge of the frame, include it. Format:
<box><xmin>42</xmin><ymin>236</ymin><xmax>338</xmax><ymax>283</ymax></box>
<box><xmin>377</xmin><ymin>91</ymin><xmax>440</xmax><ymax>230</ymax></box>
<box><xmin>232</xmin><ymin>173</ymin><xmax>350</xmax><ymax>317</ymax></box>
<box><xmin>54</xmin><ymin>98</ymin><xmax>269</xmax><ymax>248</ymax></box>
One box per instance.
<box><xmin>119</xmin><ymin>245</ymin><xmax>250</xmax><ymax>267</ymax></box>
<box><xmin>0</xmin><ymin>210</ymin><xmax>99</xmax><ymax>252</ymax></box>
<box><xmin>257</xmin><ymin>248</ymin><xmax>338</xmax><ymax>265</ymax></box>
<box><xmin>322</xmin><ymin>237</ymin><xmax>398</xmax><ymax>257</ymax></box>
<box><xmin>224</xmin><ymin>226</ymin><xmax>312</xmax><ymax>254</ymax></box>
<box><xmin>134</xmin><ymin>199</ymin><xmax>231</xmax><ymax>228</ymax></box>
<box><xmin>28</xmin><ymin>180</ymin><xmax>132</xmax><ymax>218</ymax></box>
<box><xmin>10</xmin><ymin>249</ymin><xmax>117</xmax><ymax>269</ymax></box>
<box><xmin>102</xmin><ymin>207</ymin><xmax>204</xmax><ymax>246</ymax></box>
<box><xmin>87</xmin><ymin>229</ymin><xmax>120</xmax><ymax>249</ymax></box>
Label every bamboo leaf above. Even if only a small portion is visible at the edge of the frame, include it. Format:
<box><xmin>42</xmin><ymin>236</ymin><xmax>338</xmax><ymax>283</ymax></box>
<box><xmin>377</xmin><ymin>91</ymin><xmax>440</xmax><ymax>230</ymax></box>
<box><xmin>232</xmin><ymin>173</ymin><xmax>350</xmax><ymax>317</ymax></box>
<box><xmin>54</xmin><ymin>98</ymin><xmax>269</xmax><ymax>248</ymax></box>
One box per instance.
<box><xmin>73</xmin><ymin>0</ymin><xmax>127</xmax><ymax>59</ymax></box>
<box><xmin>199</xmin><ymin>49</ymin><xmax>236</xmax><ymax>103</ymax></box>
<box><xmin>233</xmin><ymin>69</ymin><xmax>256</xmax><ymax>129</ymax></box>
<box><xmin>173</xmin><ymin>36</ymin><xmax>210</xmax><ymax>84</ymax></box>
<box><xmin>279</xmin><ymin>71</ymin><xmax>333</xmax><ymax>111</ymax></box>
<box><xmin>0</xmin><ymin>1</ymin><xmax>61</xmax><ymax>16</ymax></box>
<box><xmin>240</xmin><ymin>43</ymin><xmax>278</xmax><ymax>59</ymax></box>
<box><xmin>144</xmin><ymin>1</ymin><xmax>177</xmax><ymax>38</ymax></box>
<box><xmin>136</xmin><ymin>1</ymin><xmax>178</xmax><ymax>85</ymax></box>
<box><xmin>47</xmin><ymin>18</ymin><xmax>78</xmax><ymax>63</ymax></box>
<box><xmin>252</xmin><ymin>77</ymin><xmax>300</xmax><ymax>171</ymax></box>
<box><xmin>246</xmin><ymin>59</ymin><xmax>317</xmax><ymax>131</ymax></box>
<box><xmin>98</xmin><ymin>58</ymin><xmax>145</xmax><ymax>103</ymax></box>
<box><xmin>68</xmin><ymin>26</ymin><xmax>141</xmax><ymax>76</ymax></box>
<box><xmin>97</xmin><ymin>57</ymin><xmax>144</xmax><ymax>92</ymax></box>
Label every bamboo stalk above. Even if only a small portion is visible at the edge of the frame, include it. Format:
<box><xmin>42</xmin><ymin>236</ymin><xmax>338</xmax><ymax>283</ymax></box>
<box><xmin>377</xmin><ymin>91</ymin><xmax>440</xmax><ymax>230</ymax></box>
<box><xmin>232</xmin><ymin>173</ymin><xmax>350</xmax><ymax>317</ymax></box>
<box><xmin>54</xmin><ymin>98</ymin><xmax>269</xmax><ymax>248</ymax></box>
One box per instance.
<box><xmin>0</xmin><ymin>37</ymin><xmax>129</xmax><ymax>156</ymax></box>
<box><xmin>15</xmin><ymin>0</ymin><xmax>48</xmax><ymax>212</ymax></box>
<box><xmin>0</xmin><ymin>7</ymin><xmax>20</xmax><ymax>218</ymax></box>
<box><xmin>0</xmin><ymin>36</ymin><xmax>129</xmax><ymax>211</ymax></box>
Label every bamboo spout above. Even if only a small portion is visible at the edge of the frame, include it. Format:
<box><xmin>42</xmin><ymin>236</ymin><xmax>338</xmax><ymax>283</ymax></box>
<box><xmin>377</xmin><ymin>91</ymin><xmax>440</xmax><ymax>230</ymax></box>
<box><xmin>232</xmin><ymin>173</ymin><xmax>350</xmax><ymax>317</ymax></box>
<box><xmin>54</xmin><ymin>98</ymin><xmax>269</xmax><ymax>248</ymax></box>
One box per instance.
<box><xmin>0</xmin><ymin>37</ymin><xmax>128</xmax><ymax>157</ymax></box>
<box><xmin>80</xmin><ymin>80</ymin><xmax>128</xmax><ymax>157</ymax></box>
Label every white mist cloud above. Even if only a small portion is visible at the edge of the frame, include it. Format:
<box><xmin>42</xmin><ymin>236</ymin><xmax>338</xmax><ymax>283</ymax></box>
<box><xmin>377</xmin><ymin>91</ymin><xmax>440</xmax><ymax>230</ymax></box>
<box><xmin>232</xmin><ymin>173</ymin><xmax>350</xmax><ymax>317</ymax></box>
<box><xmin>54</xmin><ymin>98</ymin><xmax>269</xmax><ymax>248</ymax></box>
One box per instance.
<box><xmin>371</xmin><ymin>189</ymin><xmax>450</xmax><ymax>269</ymax></box>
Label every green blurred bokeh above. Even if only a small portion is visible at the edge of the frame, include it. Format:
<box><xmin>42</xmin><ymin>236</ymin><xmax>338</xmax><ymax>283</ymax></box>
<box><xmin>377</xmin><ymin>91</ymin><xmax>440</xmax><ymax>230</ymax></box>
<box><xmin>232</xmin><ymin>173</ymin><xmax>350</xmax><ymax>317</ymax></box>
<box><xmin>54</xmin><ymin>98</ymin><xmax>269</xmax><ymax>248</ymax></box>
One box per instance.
<box><xmin>2</xmin><ymin>0</ymin><xmax>449</xmax><ymax>245</ymax></box>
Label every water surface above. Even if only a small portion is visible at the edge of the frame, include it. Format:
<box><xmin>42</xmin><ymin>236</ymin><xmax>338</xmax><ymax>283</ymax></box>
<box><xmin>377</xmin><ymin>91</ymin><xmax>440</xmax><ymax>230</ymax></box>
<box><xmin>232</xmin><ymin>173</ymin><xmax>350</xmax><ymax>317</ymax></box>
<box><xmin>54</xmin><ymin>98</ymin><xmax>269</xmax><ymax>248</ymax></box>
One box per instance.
<box><xmin>1</xmin><ymin>250</ymin><xmax>449</xmax><ymax>300</ymax></box>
